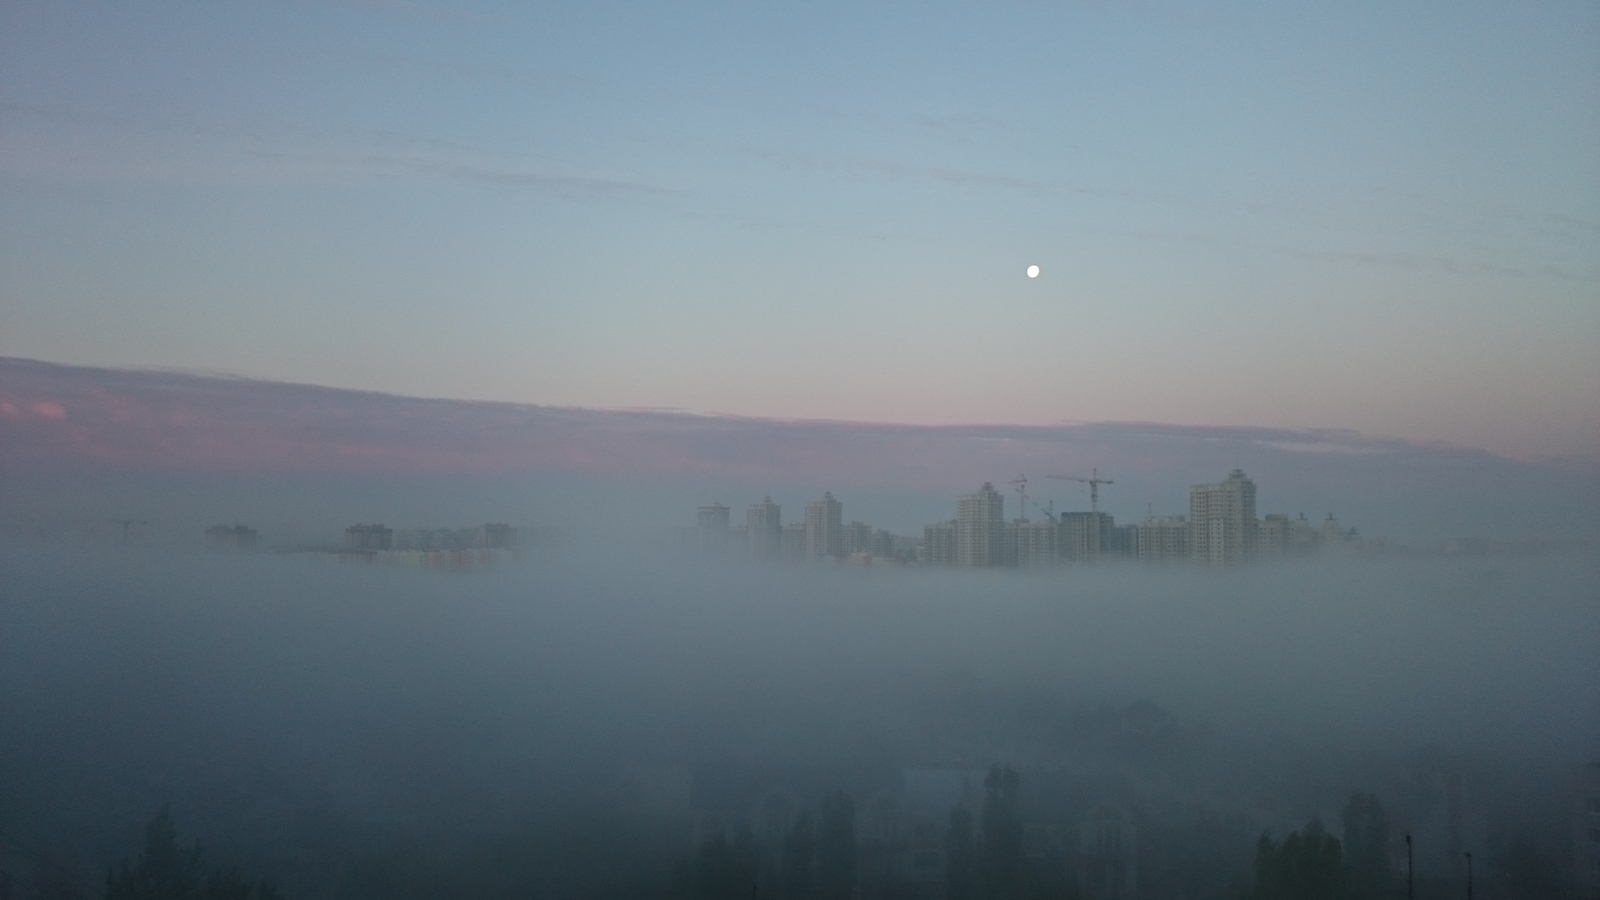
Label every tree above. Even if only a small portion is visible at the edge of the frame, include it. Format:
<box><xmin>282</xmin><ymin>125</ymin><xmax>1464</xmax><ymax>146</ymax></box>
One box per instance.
<box><xmin>816</xmin><ymin>792</ymin><xmax>856</xmax><ymax>900</ymax></box>
<box><xmin>979</xmin><ymin>764</ymin><xmax>1023</xmax><ymax>900</ymax></box>
<box><xmin>1340</xmin><ymin>793</ymin><xmax>1390</xmax><ymax>899</ymax></box>
<box><xmin>1246</xmin><ymin>819</ymin><xmax>1345</xmax><ymax>900</ymax></box>
<box><xmin>677</xmin><ymin>828</ymin><xmax>760</xmax><ymax>900</ymax></box>
<box><xmin>1493</xmin><ymin>837</ymin><xmax>1560</xmax><ymax>899</ymax></box>
<box><xmin>104</xmin><ymin>808</ymin><xmax>282</xmax><ymax>900</ymax></box>
<box><xmin>945</xmin><ymin>806</ymin><xmax>976</xmax><ymax>900</ymax></box>
<box><xmin>779</xmin><ymin>811</ymin><xmax>816</xmax><ymax>899</ymax></box>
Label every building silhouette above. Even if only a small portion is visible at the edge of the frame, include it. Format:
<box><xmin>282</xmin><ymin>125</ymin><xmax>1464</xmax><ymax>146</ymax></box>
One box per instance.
<box><xmin>804</xmin><ymin>492</ymin><xmax>844</xmax><ymax>558</ymax></box>
<box><xmin>204</xmin><ymin>523</ymin><xmax>258</xmax><ymax>550</ymax></box>
<box><xmin>956</xmin><ymin>483</ymin><xmax>1005</xmax><ymax>568</ymax></box>
<box><xmin>1189</xmin><ymin>469</ymin><xmax>1256</xmax><ymax>567</ymax></box>
<box><xmin>345</xmin><ymin>523</ymin><xmax>393</xmax><ymax>551</ymax></box>
<box><xmin>1013</xmin><ymin>518</ymin><xmax>1056</xmax><ymax>567</ymax></box>
<box><xmin>1136</xmin><ymin>515</ymin><xmax>1190</xmax><ymax>563</ymax></box>
<box><xmin>1057</xmin><ymin>511</ymin><xmax>1112</xmax><ymax>564</ymax></box>
<box><xmin>1081</xmin><ymin>804</ymin><xmax>1137</xmax><ymax>900</ymax></box>
<box><xmin>696</xmin><ymin>503</ymin><xmax>730</xmax><ymax>552</ymax></box>
<box><xmin>923</xmin><ymin>520</ymin><xmax>956</xmax><ymax>565</ymax></box>
<box><xmin>747</xmin><ymin>497</ymin><xmax>782</xmax><ymax>559</ymax></box>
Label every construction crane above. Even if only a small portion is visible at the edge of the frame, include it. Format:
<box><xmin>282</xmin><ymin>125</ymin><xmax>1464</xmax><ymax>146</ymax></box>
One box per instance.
<box><xmin>1031</xmin><ymin>498</ymin><xmax>1057</xmax><ymax>524</ymax></box>
<box><xmin>1047</xmin><ymin>469</ymin><xmax>1114</xmax><ymax>515</ymax></box>
<box><xmin>1007</xmin><ymin>475</ymin><xmax>1029</xmax><ymax>521</ymax></box>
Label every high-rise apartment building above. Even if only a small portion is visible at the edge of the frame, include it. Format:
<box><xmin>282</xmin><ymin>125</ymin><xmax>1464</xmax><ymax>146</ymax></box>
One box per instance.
<box><xmin>782</xmin><ymin>522</ymin><xmax>808</xmax><ymax>560</ymax></box>
<box><xmin>1106</xmin><ymin>524</ymin><xmax>1138</xmax><ymax>558</ymax></box>
<box><xmin>842</xmin><ymin>520</ymin><xmax>874</xmax><ymax>555</ymax></box>
<box><xmin>1287</xmin><ymin>514</ymin><xmax>1318</xmax><ymax>553</ymax></box>
<box><xmin>747</xmin><ymin>497</ymin><xmax>782</xmax><ymax>558</ymax></box>
<box><xmin>1190</xmin><ymin>469</ymin><xmax>1257</xmax><ymax>567</ymax></box>
<box><xmin>1136</xmin><ymin>515</ymin><xmax>1190</xmax><ymax>563</ymax></box>
<box><xmin>1013</xmin><ymin>519</ymin><xmax>1056</xmax><ymax>567</ymax></box>
<box><xmin>1257</xmin><ymin>513</ymin><xmax>1289</xmax><ymax>559</ymax></box>
<box><xmin>1058</xmin><ymin>512</ymin><xmax>1113</xmax><ymax>564</ymax></box>
<box><xmin>697</xmin><ymin>503</ymin><xmax>730</xmax><ymax>552</ymax></box>
<box><xmin>923</xmin><ymin>521</ymin><xmax>957</xmax><ymax>565</ymax></box>
<box><xmin>804</xmin><ymin>492</ymin><xmax>844</xmax><ymax>558</ymax></box>
<box><xmin>345</xmin><ymin>523</ymin><xmax>393</xmax><ymax>551</ymax></box>
<box><xmin>956</xmin><ymin>483</ymin><xmax>1005</xmax><ymax>567</ymax></box>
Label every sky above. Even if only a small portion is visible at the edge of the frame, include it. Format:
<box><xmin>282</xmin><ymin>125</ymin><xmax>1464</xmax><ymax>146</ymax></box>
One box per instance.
<box><xmin>1</xmin><ymin>0</ymin><xmax>1597</xmax><ymax>461</ymax></box>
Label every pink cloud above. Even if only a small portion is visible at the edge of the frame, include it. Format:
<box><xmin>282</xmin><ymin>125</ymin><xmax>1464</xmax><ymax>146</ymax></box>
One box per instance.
<box><xmin>0</xmin><ymin>356</ymin><xmax>1590</xmax><ymax>504</ymax></box>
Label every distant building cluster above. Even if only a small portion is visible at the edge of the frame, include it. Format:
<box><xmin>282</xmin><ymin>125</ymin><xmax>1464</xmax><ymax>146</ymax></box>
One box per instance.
<box><xmin>334</xmin><ymin>522</ymin><xmax>518</xmax><ymax>569</ymax></box>
<box><xmin>697</xmin><ymin>493</ymin><xmax>919</xmax><ymax>564</ymax></box>
<box><xmin>342</xmin><ymin>522</ymin><xmax>517</xmax><ymax>553</ymax></box>
<box><xmin>203</xmin><ymin>523</ymin><xmax>258</xmax><ymax>550</ymax></box>
<box><xmin>202</xmin><ymin>520</ymin><xmax>520</xmax><ymax>571</ymax></box>
<box><xmin>696</xmin><ymin>470</ymin><xmax>1364</xmax><ymax>569</ymax></box>
<box><xmin>342</xmin><ymin>522</ymin><xmax>518</xmax><ymax>553</ymax></box>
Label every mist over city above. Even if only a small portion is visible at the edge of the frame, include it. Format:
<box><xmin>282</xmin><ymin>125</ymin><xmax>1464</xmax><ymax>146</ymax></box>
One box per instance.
<box><xmin>3</xmin><ymin>361</ymin><xmax>1597</xmax><ymax>898</ymax></box>
<box><xmin>2</xmin><ymin>0</ymin><xmax>1598</xmax><ymax>898</ymax></box>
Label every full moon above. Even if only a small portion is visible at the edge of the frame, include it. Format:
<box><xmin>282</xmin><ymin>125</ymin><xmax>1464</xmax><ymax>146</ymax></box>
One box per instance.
<box><xmin>1026</xmin><ymin>264</ymin><xmax>1040</xmax><ymax>279</ymax></box>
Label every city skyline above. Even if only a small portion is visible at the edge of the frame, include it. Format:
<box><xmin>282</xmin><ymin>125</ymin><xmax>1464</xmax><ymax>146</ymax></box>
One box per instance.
<box><xmin>695</xmin><ymin>468</ymin><xmax>1367</xmax><ymax>568</ymax></box>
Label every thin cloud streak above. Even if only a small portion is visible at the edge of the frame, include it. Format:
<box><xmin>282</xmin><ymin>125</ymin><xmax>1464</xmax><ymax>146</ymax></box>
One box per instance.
<box><xmin>0</xmin><ymin>102</ymin><xmax>669</xmax><ymax>199</ymax></box>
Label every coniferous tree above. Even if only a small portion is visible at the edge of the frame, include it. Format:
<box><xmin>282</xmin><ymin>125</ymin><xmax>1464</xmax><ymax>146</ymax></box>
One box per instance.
<box><xmin>944</xmin><ymin>806</ymin><xmax>976</xmax><ymax>900</ymax></box>
<box><xmin>679</xmin><ymin>828</ymin><xmax>760</xmax><ymax>900</ymax></box>
<box><xmin>104</xmin><ymin>808</ymin><xmax>282</xmax><ymax>900</ymax></box>
<box><xmin>1340</xmin><ymin>793</ymin><xmax>1391</xmax><ymax>899</ymax></box>
<box><xmin>1246</xmin><ymin>819</ymin><xmax>1345</xmax><ymax>900</ymax></box>
<box><xmin>779</xmin><ymin>811</ymin><xmax>816</xmax><ymax>899</ymax></box>
<box><xmin>978</xmin><ymin>764</ymin><xmax>1022</xmax><ymax>900</ymax></box>
<box><xmin>815</xmin><ymin>792</ymin><xmax>856</xmax><ymax>900</ymax></box>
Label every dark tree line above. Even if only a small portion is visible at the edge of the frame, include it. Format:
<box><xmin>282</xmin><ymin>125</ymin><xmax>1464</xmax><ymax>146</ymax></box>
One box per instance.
<box><xmin>104</xmin><ymin>809</ymin><xmax>281</xmax><ymax>900</ymax></box>
<box><xmin>674</xmin><ymin>791</ymin><xmax>857</xmax><ymax>900</ymax></box>
<box><xmin>947</xmin><ymin>764</ymin><xmax>1038</xmax><ymax>900</ymax></box>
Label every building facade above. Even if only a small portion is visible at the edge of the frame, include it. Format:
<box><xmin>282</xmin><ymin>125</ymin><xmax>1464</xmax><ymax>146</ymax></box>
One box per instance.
<box><xmin>1013</xmin><ymin>519</ymin><xmax>1057</xmax><ymax>567</ymax></box>
<box><xmin>1137</xmin><ymin>515</ymin><xmax>1190</xmax><ymax>563</ymax></box>
<box><xmin>956</xmin><ymin>483</ymin><xmax>1006</xmax><ymax>568</ymax></box>
<box><xmin>804</xmin><ymin>492</ymin><xmax>844</xmax><ymax>558</ymax></box>
<box><xmin>923</xmin><ymin>521</ymin><xmax>957</xmax><ymax>565</ymax></box>
<box><xmin>696</xmin><ymin>503</ymin><xmax>730</xmax><ymax>552</ymax></box>
<box><xmin>1058</xmin><ymin>512</ymin><xmax>1112</xmax><ymax>564</ymax></box>
<box><xmin>1190</xmin><ymin>469</ymin><xmax>1257</xmax><ymax>567</ymax></box>
<box><xmin>747</xmin><ymin>497</ymin><xmax>782</xmax><ymax>559</ymax></box>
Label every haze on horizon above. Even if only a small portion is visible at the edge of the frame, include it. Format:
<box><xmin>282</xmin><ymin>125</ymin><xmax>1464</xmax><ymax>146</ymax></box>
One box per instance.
<box><xmin>2</xmin><ymin>0</ymin><xmax>1597</xmax><ymax>461</ymax></box>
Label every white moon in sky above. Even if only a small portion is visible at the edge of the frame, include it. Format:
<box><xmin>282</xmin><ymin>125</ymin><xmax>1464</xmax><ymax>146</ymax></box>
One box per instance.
<box><xmin>1026</xmin><ymin>264</ymin><xmax>1040</xmax><ymax>278</ymax></box>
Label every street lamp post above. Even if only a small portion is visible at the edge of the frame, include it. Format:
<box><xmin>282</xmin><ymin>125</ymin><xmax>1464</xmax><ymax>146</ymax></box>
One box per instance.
<box><xmin>1406</xmin><ymin>834</ymin><xmax>1413</xmax><ymax>900</ymax></box>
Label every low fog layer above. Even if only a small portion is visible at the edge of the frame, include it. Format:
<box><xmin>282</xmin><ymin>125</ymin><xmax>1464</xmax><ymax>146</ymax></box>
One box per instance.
<box><xmin>1</xmin><ymin>541</ymin><xmax>1594</xmax><ymax>896</ymax></box>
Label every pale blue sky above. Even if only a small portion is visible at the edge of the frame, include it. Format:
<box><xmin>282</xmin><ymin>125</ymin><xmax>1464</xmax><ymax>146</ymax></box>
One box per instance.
<box><xmin>2</xmin><ymin>0</ymin><xmax>1596</xmax><ymax>459</ymax></box>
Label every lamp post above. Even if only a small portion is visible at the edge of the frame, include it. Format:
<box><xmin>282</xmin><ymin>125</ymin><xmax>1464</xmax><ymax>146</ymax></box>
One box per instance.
<box><xmin>1405</xmin><ymin>833</ymin><xmax>1413</xmax><ymax>900</ymax></box>
<box><xmin>1465</xmin><ymin>851</ymin><xmax>1473</xmax><ymax>900</ymax></box>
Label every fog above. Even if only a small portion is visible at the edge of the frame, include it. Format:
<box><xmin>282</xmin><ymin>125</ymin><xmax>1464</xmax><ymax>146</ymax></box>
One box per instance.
<box><xmin>2</xmin><ymin>536</ymin><xmax>1594</xmax><ymax>898</ymax></box>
